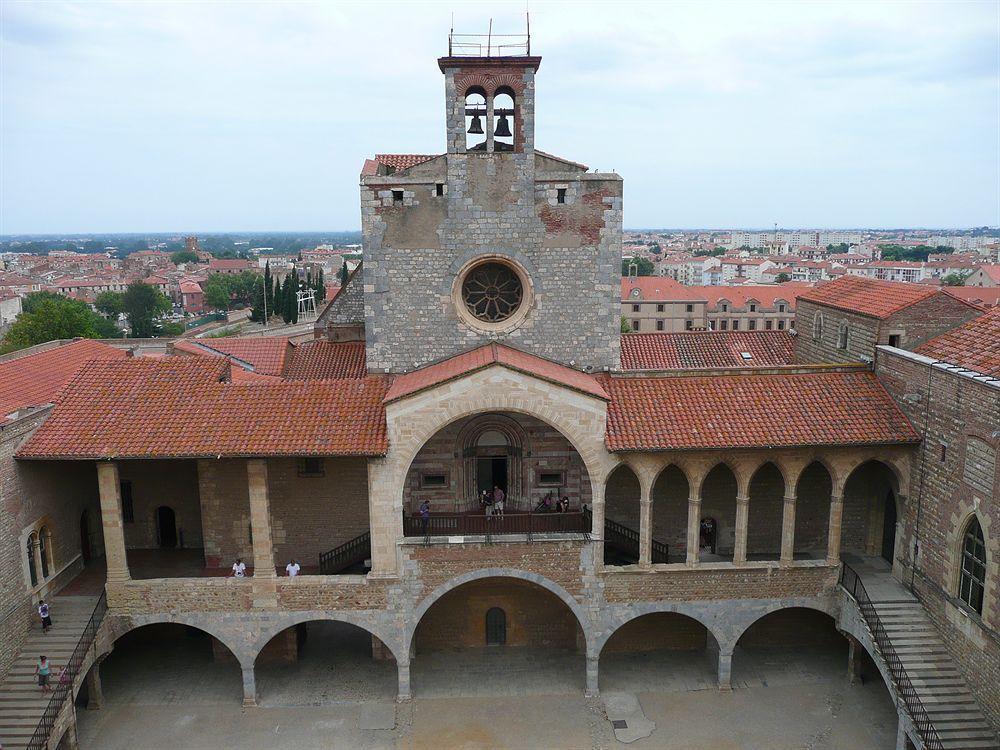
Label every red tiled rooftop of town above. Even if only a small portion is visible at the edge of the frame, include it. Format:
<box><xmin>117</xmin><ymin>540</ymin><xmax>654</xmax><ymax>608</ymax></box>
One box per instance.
<box><xmin>798</xmin><ymin>276</ymin><xmax>942</xmax><ymax>318</ymax></box>
<box><xmin>621</xmin><ymin>277</ymin><xmax>706</xmax><ymax>302</ymax></box>
<box><xmin>620</xmin><ymin>331</ymin><xmax>795</xmax><ymax>370</ymax></box>
<box><xmin>384</xmin><ymin>343</ymin><xmax>608</xmax><ymax>403</ymax></box>
<box><xmin>914</xmin><ymin>309</ymin><xmax>1000</xmax><ymax>377</ymax></box>
<box><xmin>600</xmin><ymin>371</ymin><xmax>920</xmax><ymax>451</ymax></box>
<box><xmin>16</xmin><ymin>358</ymin><xmax>389</xmax><ymax>459</ymax></box>
<box><xmin>942</xmin><ymin>287</ymin><xmax>1000</xmax><ymax>309</ymax></box>
<box><xmin>0</xmin><ymin>340</ymin><xmax>128</xmax><ymax>420</ymax></box>
<box><xmin>284</xmin><ymin>341</ymin><xmax>367</xmax><ymax>380</ymax></box>
<box><xmin>690</xmin><ymin>283</ymin><xmax>811</xmax><ymax>309</ymax></box>
<box><xmin>190</xmin><ymin>337</ymin><xmax>292</xmax><ymax>376</ymax></box>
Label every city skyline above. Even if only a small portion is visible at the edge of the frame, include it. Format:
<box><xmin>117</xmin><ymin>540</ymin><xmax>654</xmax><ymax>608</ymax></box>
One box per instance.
<box><xmin>1</xmin><ymin>1</ymin><xmax>998</xmax><ymax>233</ymax></box>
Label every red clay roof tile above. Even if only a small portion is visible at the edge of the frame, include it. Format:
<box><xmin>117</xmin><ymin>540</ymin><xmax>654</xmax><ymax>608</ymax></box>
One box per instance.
<box><xmin>914</xmin><ymin>309</ymin><xmax>1000</xmax><ymax>377</ymax></box>
<box><xmin>600</xmin><ymin>371</ymin><xmax>919</xmax><ymax>451</ymax></box>
<box><xmin>621</xmin><ymin>331</ymin><xmax>794</xmax><ymax>370</ymax></box>
<box><xmin>284</xmin><ymin>341</ymin><xmax>367</xmax><ymax>380</ymax></box>
<box><xmin>797</xmin><ymin>276</ymin><xmax>940</xmax><ymax>319</ymax></box>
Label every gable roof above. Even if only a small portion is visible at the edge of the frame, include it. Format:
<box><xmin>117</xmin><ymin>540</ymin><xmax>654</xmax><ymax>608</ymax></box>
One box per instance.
<box><xmin>0</xmin><ymin>340</ymin><xmax>128</xmax><ymax>420</ymax></box>
<box><xmin>186</xmin><ymin>337</ymin><xmax>291</xmax><ymax>376</ymax></box>
<box><xmin>691</xmin><ymin>283</ymin><xmax>811</xmax><ymax>310</ymax></box>
<box><xmin>284</xmin><ymin>341</ymin><xmax>367</xmax><ymax>380</ymax></box>
<box><xmin>16</xmin><ymin>358</ymin><xmax>389</xmax><ymax>459</ymax></box>
<box><xmin>914</xmin><ymin>309</ymin><xmax>1000</xmax><ymax>377</ymax></box>
<box><xmin>384</xmin><ymin>343</ymin><xmax>608</xmax><ymax>404</ymax></box>
<box><xmin>797</xmin><ymin>276</ymin><xmax>942</xmax><ymax>319</ymax></box>
<box><xmin>620</xmin><ymin>331</ymin><xmax>794</xmax><ymax>370</ymax></box>
<box><xmin>601</xmin><ymin>371</ymin><xmax>920</xmax><ymax>451</ymax></box>
<box><xmin>621</xmin><ymin>277</ymin><xmax>706</xmax><ymax>302</ymax></box>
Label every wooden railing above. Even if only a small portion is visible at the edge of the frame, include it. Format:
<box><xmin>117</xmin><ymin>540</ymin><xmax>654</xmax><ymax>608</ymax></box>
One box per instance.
<box><xmin>839</xmin><ymin>563</ymin><xmax>943</xmax><ymax>750</ymax></box>
<box><xmin>403</xmin><ymin>511</ymin><xmax>589</xmax><ymax>540</ymax></box>
<box><xmin>27</xmin><ymin>592</ymin><xmax>107</xmax><ymax>750</ymax></box>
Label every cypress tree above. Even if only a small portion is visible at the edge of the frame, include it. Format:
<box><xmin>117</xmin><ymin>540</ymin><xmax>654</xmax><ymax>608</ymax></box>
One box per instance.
<box><xmin>288</xmin><ymin>275</ymin><xmax>299</xmax><ymax>324</ymax></box>
<box><xmin>316</xmin><ymin>269</ymin><xmax>325</xmax><ymax>301</ymax></box>
<box><xmin>339</xmin><ymin>261</ymin><xmax>349</xmax><ymax>285</ymax></box>
<box><xmin>273</xmin><ymin>274</ymin><xmax>284</xmax><ymax>322</ymax></box>
<box><xmin>263</xmin><ymin>261</ymin><xmax>273</xmax><ymax>318</ymax></box>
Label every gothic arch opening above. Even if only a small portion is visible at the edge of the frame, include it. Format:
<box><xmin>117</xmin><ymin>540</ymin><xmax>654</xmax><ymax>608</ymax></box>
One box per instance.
<box><xmin>795</xmin><ymin>461</ymin><xmax>833</xmax><ymax>559</ymax></box>
<box><xmin>651</xmin><ymin>464</ymin><xmax>688</xmax><ymax>563</ymax></box>
<box><xmin>254</xmin><ymin>620</ymin><xmax>397</xmax><ymax>705</ymax></box>
<box><xmin>842</xmin><ymin>460</ymin><xmax>901</xmax><ymax>564</ymax></box>
<box><xmin>492</xmin><ymin>87</ymin><xmax>515</xmax><ymax>151</ymax></box>
<box><xmin>464</xmin><ymin>86</ymin><xmax>487</xmax><ymax>151</ymax></box>
<box><xmin>699</xmin><ymin>463</ymin><xmax>738</xmax><ymax>562</ymax></box>
<box><xmin>604</xmin><ymin>464</ymin><xmax>641</xmax><ymax>565</ymax></box>
<box><xmin>746</xmin><ymin>462</ymin><xmax>784</xmax><ymax>561</ymax></box>
<box><xmin>411</xmin><ymin>576</ymin><xmax>586</xmax><ymax>697</ymax></box>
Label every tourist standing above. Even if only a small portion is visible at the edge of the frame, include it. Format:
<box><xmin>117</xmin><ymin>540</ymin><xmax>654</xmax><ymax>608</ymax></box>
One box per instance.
<box><xmin>419</xmin><ymin>500</ymin><xmax>431</xmax><ymax>535</ymax></box>
<box><xmin>37</xmin><ymin>600</ymin><xmax>52</xmax><ymax>633</ymax></box>
<box><xmin>35</xmin><ymin>656</ymin><xmax>52</xmax><ymax>693</ymax></box>
<box><xmin>492</xmin><ymin>485</ymin><xmax>505</xmax><ymax>517</ymax></box>
<box><xmin>285</xmin><ymin>559</ymin><xmax>300</xmax><ymax>577</ymax></box>
<box><xmin>231</xmin><ymin>558</ymin><xmax>247</xmax><ymax>578</ymax></box>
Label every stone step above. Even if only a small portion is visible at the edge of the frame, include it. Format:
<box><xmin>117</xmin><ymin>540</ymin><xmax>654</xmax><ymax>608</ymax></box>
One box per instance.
<box><xmin>939</xmin><ymin>742</ymin><xmax>999</xmax><ymax>750</ymax></box>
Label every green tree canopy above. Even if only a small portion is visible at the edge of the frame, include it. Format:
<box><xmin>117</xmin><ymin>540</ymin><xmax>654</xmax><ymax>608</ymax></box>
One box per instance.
<box><xmin>1</xmin><ymin>293</ymin><xmax>120</xmax><ymax>352</ymax></box>
<box><xmin>170</xmin><ymin>250</ymin><xmax>199</xmax><ymax>265</ymax></box>
<box><xmin>122</xmin><ymin>282</ymin><xmax>172</xmax><ymax>338</ymax></box>
<box><xmin>774</xmin><ymin>272</ymin><xmax>791</xmax><ymax>283</ymax></box>
<box><xmin>941</xmin><ymin>272</ymin><xmax>970</xmax><ymax>287</ymax></box>
<box><xmin>621</xmin><ymin>257</ymin><xmax>655</xmax><ymax>276</ymax></box>
<box><xmin>95</xmin><ymin>291</ymin><xmax>125</xmax><ymax>318</ymax></box>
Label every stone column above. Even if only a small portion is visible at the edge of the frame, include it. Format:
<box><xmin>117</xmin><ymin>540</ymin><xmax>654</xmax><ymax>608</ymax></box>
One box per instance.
<box><xmin>711</xmin><ymin>643</ymin><xmax>734</xmax><ymax>691</ymax></box>
<box><xmin>895</xmin><ymin>717</ymin><xmax>912</xmax><ymax>750</ymax></box>
<box><xmin>96</xmin><ymin>462</ymin><xmax>130</xmax><ymax>582</ymax></box>
<box><xmin>241</xmin><ymin>663</ymin><xmax>257</xmax><ymax>707</ymax></box>
<box><xmin>827</xmin><ymin>493</ymin><xmax>844</xmax><ymax>564</ymax></box>
<box><xmin>780</xmin><ymin>493</ymin><xmax>797</xmax><ymax>565</ymax></box>
<box><xmin>686</xmin><ymin>493</ymin><xmax>701</xmax><ymax>565</ymax></box>
<box><xmin>366</xmin><ymin>458</ymin><xmax>401</xmax><ymax>578</ymax></box>
<box><xmin>847</xmin><ymin>637</ymin><xmax>863</xmax><ymax>685</ymax></box>
<box><xmin>85</xmin><ymin>661</ymin><xmax>104</xmax><ymax>710</ymax></box>
<box><xmin>247</xmin><ymin>459</ymin><xmax>277</xmax><ymax>608</ymax></box>
<box><xmin>397</xmin><ymin>659</ymin><xmax>411</xmax><ymax>701</ymax></box>
<box><xmin>60</xmin><ymin>718</ymin><xmax>80</xmax><ymax>750</ymax></box>
<box><xmin>485</xmin><ymin>93</ymin><xmax>495</xmax><ymax>153</ymax></box>
<box><xmin>733</xmin><ymin>495</ymin><xmax>749</xmax><ymax>564</ymax></box>
<box><xmin>638</xmin><ymin>494</ymin><xmax>653</xmax><ymax>568</ymax></box>
<box><xmin>590</xmin><ymin>482</ymin><xmax>606</xmax><ymax>570</ymax></box>
<box><xmin>586</xmin><ymin>655</ymin><xmax>600</xmax><ymax>697</ymax></box>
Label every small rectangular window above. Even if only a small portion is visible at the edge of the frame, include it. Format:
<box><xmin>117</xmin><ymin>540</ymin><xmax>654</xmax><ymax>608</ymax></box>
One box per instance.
<box><xmin>749</xmin><ymin>320</ymin><xmax>756</xmax><ymax>330</ymax></box>
<box><xmin>631</xmin><ymin>320</ymin><xmax>640</xmax><ymax>331</ymax></box>
<box><xmin>557</xmin><ymin>188</ymin><xmax>567</xmax><ymax>204</ymax></box>
<box><xmin>632</xmin><ymin>304</ymin><xmax>640</xmax><ymax>312</ymax></box>
<box><xmin>778</xmin><ymin>320</ymin><xmax>786</xmax><ymax>330</ymax></box>
<box><xmin>420</xmin><ymin>473</ymin><xmax>448</xmax><ymax>488</ymax></box>
<box><xmin>392</xmin><ymin>190</ymin><xmax>404</xmax><ymax>204</ymax></box>
<box><xmin>685</xmin><ymin>320</ymin><xmax>693</xmax><ymax>331</ymax></box>
<box><xmin>749</xmin><ymin>304</ymin><xmax>757</xmax><ymax>312</ymax></box>
<box><xmin>656</xmin><ymin>304</ymin><xmax>665</xmax><ymax>312</ymax></box>
<box><xmin>435</xmin><ymin>183</ymin><xmax>445</xmax><ymax>196</ymax></box>
<box><xmin>298</xmin><ymin>457</ymin><xmax>325</xmax><ymax>477</ymax></box>
<box><xmin>732</xmin><ymin>320</ymin><xmax>740</xmax><ymax>330</ymax></box>
<box><xmin>721</xmin><ymin>304</ymin><xmax>728</xmax><ymax>312</ymax></box>
<box><xmin>940</xmin><ymin>444</ymin><xmax>947</xmax><ymax>462</ymax></box>
<box><xmin>709</xmin><ymin>320</ymin><xmax>716</xmax><ymax>330</ymax></box>
<box><xmin>778</xmin><ymin>304</ymin><xmax>786</xmax><ymax>313</ymax></box>
<box><xmin>686</xmin><ymin>304</ymin><xmax>693</xmax><ymax>313</ymax></box>
<box><xmin>765</xmin><ymin>320</ymin><xmax>773</xmax><ymax>330</ymax></box>
<box><xmin>720</xmin><ymin>320</ymin><xmax>728</xmax><ymax>330</ymax></box>
<box><xmin>120</xmin><ymin>481</ymin><xmax>134</xmax><ymax>523</ymax></box>
<box><xmin>888</xmin><ymin>334</ymin><xmax>901</xmax><ymax>347</ymax></box>
<box><xmin>656</xmin><ymin>320</ymin><xmax>665</xmax><ymax>331</ymax></box>
<box><xmin>538</xmin><ymin>471</ymin><xmax>565</xmax><ymax>486</ymax></box>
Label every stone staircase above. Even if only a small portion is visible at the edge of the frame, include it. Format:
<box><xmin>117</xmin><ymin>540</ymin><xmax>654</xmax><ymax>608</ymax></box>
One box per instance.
<box><xmin>872</xmin><ymin>599</ymin><xmax>999</xmax><ymax>750</ymax></box>
<box><xmin>0</xmin><ymin>596</ymin><xmax>98</xmax><ymax>750</ymax></box>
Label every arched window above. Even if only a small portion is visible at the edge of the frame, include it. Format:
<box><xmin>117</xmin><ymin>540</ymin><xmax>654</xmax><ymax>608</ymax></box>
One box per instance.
<box><xmin>813</xmin><ymin>311</ymin><xmax>824</xmax><ymax>341</ymax></box>
<box><xmin>38</xmin><ymin>527</ymin><xmax>51</xmax><ymax>579</ymax></box>
<box><xmin>838</xmin><ymin>321</ymin><xmax>849</xmax><ymax>350</ymax></box>
<box><xmin>959</xmin><ymin>517</ymin><xmax>986</xmax><ymax>614</ymax></box>
<box><xmin>26</xmin><ymin>533</ymin><xmax>38</xmax><ymax>587</ymax></box>
<box><xmin>464</xmin><ymin>87</ymin><xmax>487</xmax><ymax>151</ymax></box>
<box><xmin>492</xmin><ymin>88</ymin><xmax>515</xmax><ymax>151</ymax></box>
<box><xmin>485</xmin><ymin>607</ymin><xmax>507</xmax><ymax>645</ymax></box>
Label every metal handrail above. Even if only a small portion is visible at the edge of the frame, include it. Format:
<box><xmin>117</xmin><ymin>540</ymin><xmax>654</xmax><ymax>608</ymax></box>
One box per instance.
<box><xmin>587</xmin><ymin>508</ymin><xmax>669</xmax><ymax>563</ymax></box>
<box><xmin>27</xmin><ymin>591</ymin><xmax>108</xmax><ymax>750</ymax></box>
<box><xmin>839</xmin><ymin>563</ymin><xmax>943</xmax><ymax>750</ymax></box>
<box><xmin>404</xmin><ymin>511</ymin><xmax>589</xmax><ymax>540</ymax></box>
<box><xmin>318</xmin><ymin>531</ymin><xmax>371</xmax><ymax>574</ymax></box>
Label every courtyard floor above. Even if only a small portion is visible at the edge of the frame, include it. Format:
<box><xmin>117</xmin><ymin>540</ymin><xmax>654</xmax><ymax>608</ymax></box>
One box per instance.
<box><xmin>77</xmin><ymin>625</ymin><xmax>899</xmax><ymax>750</ymax></box>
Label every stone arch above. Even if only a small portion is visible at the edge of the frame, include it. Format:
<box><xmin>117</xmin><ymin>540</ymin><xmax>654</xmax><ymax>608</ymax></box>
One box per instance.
<box><xmin>949</xmin><ymin>508</ymin><xmax>993</xmax><ymax>621</ymax></box>
<box><xmin>842</xmin><ymin>459</ymin><xmax>903</xmax><ymax>563</ymax></box>
<box><xmin>746</xmin><ymin>461</ymin><xmax>786</xmax><ymax>560</ymax></box>
<box><xmin>604</xmin><ymin>463</ymin><xmax>642</xmax><ymax>564</ymax></box>
<box><xmin>698</xmin><ymin>462</ymin><xmax>740</xmax><ymax>559</ymax></box>
<box><xmin>252</xmin><ymin>612</ymin><xmax>404</xmax><ymax>667</ymax></box>
<box><xmin>788</xmin><ymin>453</ymin><xmax>841</xmax><ymax>494</ymax></box>
<box><xmin>729</xmin><ymin>601</ymin><xmax>840</xmax><ymax>652</ymax></box>
<box><xmin>794</xmin><ymin>460</ymin><xmax>834</xmax><ymax>558</ymax></box>
<box><xmin>595</xmin><ymin>603</ymin><xmax>726</xmax><ymax>657</ymax></box>
<box><xmin>104</xmin><ymin>614</ymin><xmax>245</xmax><ymax>665</ymax></box>
<box><xmin>697</xmin><ymin>460</ymin><xmax>745</xmax><ymax>497</ymax></box>
<box><xmin>651</xmin><ymin>462</ymin><xmax>689</xmax><ymax>561</ymax></box>
<box><xmin>406</xmin><ymin>568</ymin><xmax>593</xmax><ymax>657</ymax></box>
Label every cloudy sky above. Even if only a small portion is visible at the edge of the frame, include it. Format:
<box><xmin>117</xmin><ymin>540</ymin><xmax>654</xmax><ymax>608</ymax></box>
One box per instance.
<box><xmin>1</xmin><ymin>0</ymin><xmax>997</xmax><ymax>233</ymax></box>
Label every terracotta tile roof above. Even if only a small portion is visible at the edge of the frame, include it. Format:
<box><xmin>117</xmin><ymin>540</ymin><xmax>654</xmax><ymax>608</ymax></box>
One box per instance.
<box><xmin>284</xmin><ymin>341</ymin><xmax>367</xmax><ymax>380</ymax></box>
<box><xmin>621</xmin><ymin>331</ymin><xmax>794</xmax><ymax>370</ymax></box>
<box><xmin>690</xmin><ymin>284</ymin><xmax>811</xmax><ymax>311</ymax></box>
<box><xmin>384</xmin><ymin>343</ymin><xmax>608</xmax><ymax>403</ymax></box>
<box><xmin>207</xmin><ymin>259</ymin><xmax>253</xmax><ymax>270</ymax></box>
<box><xmin>17</xmin><ymin>358</ymin><xmax>389</xmax><ymax>459</ymax></box>
<box><xmin>0</xmin><ymin>340</ymin><xmax>128</xmax><ymax>420</ymax></box>
<box><xmin>797</xmin><ymin>276</ymin><xmax>942</xmax><ymax>318</ymax></box>
<box><xmin>190</xmin><ymin>337</ymin><xmax>291</xmax><ymax>376</ymax></box>
<box><xmin>601</xmin><ymin>371</ymin><xmax>920</xmax><ymax>451</ymax></box>
<box><xmin>942</xmin><ymin>287</ymin><xmax>1000</xmax><ymax>309</ymax></box>
<box><xmin>373</xmin><ymin>154</ymin><xmax>439</xmax><ymax>171</ymax></box>
<box><xmin>535</xmin><ymin>150</ymin><xmax>589</xmax><ymax>170</ymax></box>
<box><xmin>621</xmin><ymin>277</ymin><xmax>707</xmax><ymax>302</ymax></box>
<box><xmin>977</xmin><ymin>264</ymin><xmax>1000</xmax><ymax>283</ymax></box>
<box><xmin>914</xmin><ymin>309</ymin><xmax>1000</xmax><ymax>377</ymax></box>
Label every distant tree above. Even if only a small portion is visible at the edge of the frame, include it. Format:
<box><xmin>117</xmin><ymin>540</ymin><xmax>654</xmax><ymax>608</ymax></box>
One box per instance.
<box><xmin>315</xmin><ymin>268</ymin><xmax>326</xmax><ymax>302</ymax></box>
<box><xmin>249</xmin><ymin>284</ymin><xmax>267</xmax><ymax>323</ymax></box>
<box><xmin>694</xmin><ymin>247</ymin><xmax>726</xmax><ymax>257</ymax></box>
<box><xmin>649</xmin><ymin>244</ymin><xmax>662</xmax><ymax>255</ymax></box>
<box><xmin>95</xmin><ymin>291</ymin><xmax>125</xmax><ymax>318</ymax></box>
<box><xmin>273</xmin><ymin>274</ymin><xmax>284</xmax><ymax>319</ymax></box>
<box><xmin>941</xmin><ymin>272</ymin><xmax>970</xmax><ymax>287</ymax></box>
<box><xmin>263</xmin><ymin>262</ymin><xmax>273</xmax><ymax>317</ymax></box>
<box><xmin>774</xmin><ymin>272</ymin><xmax>792</xmax><ymax>283</ymax></box>
<box><xmin>202</xmin><ymin>275</ymin><xmax>233</xmax><ymax>311</ymax></box>
<box><xmin>170</xmin><ymin>250</ymin><xmax>199</xmax><ymax>265</ymax></box>
<box><xmin>339</xmin><ymin>261</ymin><xmax>350</xmax><ymax>285</ymax></box>
<box><xmin>158</xmin><ymin>321</ymin><xmax>185</xmax><ymax>337</ymax></box>
<box><xmin>620</xmin><ymin>316</ymin><xmax>632</xmax><ymax>334</ymax></box>
<box><xmin>1</xmin><ymin>293</ymin><xmax>119</xmax><ymax>352</ymax></box>
<box><xmin>122</xmin><ymin>282</ymin><xmax>172</xmax><ymax>338</ymax></box>
<box><xmin>621</xmin><ymin>257</ymin><xmax>655</xmax><ymax>276</ymax></box>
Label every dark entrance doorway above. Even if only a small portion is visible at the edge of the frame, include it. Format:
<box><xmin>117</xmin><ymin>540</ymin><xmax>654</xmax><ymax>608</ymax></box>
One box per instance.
<box><xmin>156</xmin><ymin>506</ymin><xmax>177</xmax><ymax>549</ymax></box>
<box><xmin>700</xmin><ymin>517</ymin><xmax>718</xmax><ymax>554</ymax></box>
<box><xmin>881</xmin><ymin>491</ymin><xmax>897</xmax><ymax>564</ymax></box>
<box><xmin>485</xmin><ymin>607</ymin><xmax>507</xmax><ymax>645</ymax></box>
<box><xmin>80</xmin><ymin>511</ymin><xmax>91</xmax><ymax>562</ymax></box>
<box><xmin>476</xmin><ymin>457</ymin><xmax>507</xmax><ymax>496</ymax></box>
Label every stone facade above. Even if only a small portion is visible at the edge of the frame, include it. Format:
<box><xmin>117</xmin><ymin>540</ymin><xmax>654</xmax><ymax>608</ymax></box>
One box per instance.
<box><xmin>875</xmin><ymin>345</ymin><xmax>1000</xmax><ymax>728</ymax></box>
<box><xmin>359</xmin><ymin>56</ymin><xmax>622</xmax><ymax>373</ymax></box>
<box><xmin>794</xmin><ymin>294</ymin><xmax>982</xmax><ymax>364</ymax></box>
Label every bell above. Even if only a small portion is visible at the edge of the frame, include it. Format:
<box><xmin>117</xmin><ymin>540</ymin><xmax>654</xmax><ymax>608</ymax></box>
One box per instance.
<box><xmin>467</xmin><ymin>115</ymin><xmax>484</xmax><ymax>135</ymax></box>
<box><xmin>494</xmin><ymin>114</ymin><xmax>512</xmax><ymax>138</ymax></box>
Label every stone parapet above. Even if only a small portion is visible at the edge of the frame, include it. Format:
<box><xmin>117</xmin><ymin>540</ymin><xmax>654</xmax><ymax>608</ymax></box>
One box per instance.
<box><xmin>106</xmin><ymin>578</ymin><xmax>253</xmax><ymax>614</ymax></box>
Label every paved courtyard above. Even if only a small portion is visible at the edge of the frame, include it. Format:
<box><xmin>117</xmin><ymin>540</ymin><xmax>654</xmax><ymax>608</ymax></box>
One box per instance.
<box><xmin>77</xmin><ymin>627</ymin><xmax>898</xmax><ymax>749</ymax></box>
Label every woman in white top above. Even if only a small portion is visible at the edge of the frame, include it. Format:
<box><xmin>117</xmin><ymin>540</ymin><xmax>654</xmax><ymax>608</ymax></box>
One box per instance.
<box><xmin>231</xmin><ymin>559</ymin><xmax>247</xmax><ymax>577</ymax></box>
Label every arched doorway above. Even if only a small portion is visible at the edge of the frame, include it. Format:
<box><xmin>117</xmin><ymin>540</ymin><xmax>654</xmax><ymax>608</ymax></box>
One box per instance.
<box><xmin>881</xmin><ymin>490</ymin><xmax>897</xmax><ymax>564</ymax></box>
<box><xmin>604</xmin><ymin>464</ymin><xmax>641</xmax><ymax>565</ymax></box>
<box><xmin>254</xmin><ymin>620</ymin><xmax>397</xmax><ymax>705</ymax></box>
<box><xmin>842</xmin><ymin>461</ymin><xmax>900</xmax><ymax>564</ymax></box>
<box><xmin>795</xmin><ymin>461</ymin><xmax>833</xmax><ymax>559</ymax></box>
<box><xmin>411</xmin><ymin>576</ymin><xmax>586</xmax><ymax>697</ymax></box>
<box><xmin>80</xmin><ymin>510</ymin><xmax>91</xmax><ymax>562</ymax></box>
<box><xmin>746</xmin><ymin>462</ymin><xmax>784</xmax><ymax>561</ymax></box>
<box><xmin>599</xmin><ymin>612</ymin><xmax>720</xmax><ymax>692</ymax></box>
<box><xmin>699</xmin><ymin>464</ymin><xmax>738</xmax><ymax>561</ymax></box>
<box><xmin>651</xmin><ymin>464</ymin><xmax>688</xmax><ymax>563</ymax></box>
<box><xmin>156</xmin><ymin>506</ymin><xmax>177</xmax><ymax>549</ymax></box>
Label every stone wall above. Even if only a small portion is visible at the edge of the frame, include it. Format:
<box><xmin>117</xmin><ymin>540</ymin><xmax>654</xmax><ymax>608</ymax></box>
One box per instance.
<box><xmin>602</xmin><ymin>611</ymin><xmax>708</xmax><ymax>653</ymax></box>
<box><xmin>876</xmin><ymin>347</ymin><xmax>1000</xmax><ymax>727</ymax></box>
<box><xmin>118</xmin><ymin>459</ymin><xmax>202</xmax><ymax>549</ymax></box>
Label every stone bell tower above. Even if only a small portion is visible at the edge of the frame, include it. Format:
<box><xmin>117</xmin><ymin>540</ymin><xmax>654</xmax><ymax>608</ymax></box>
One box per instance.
<box><xmin>355</xmin><ymin>32</ymin><xmax>623</xmax><ymax>374</ymax></box>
